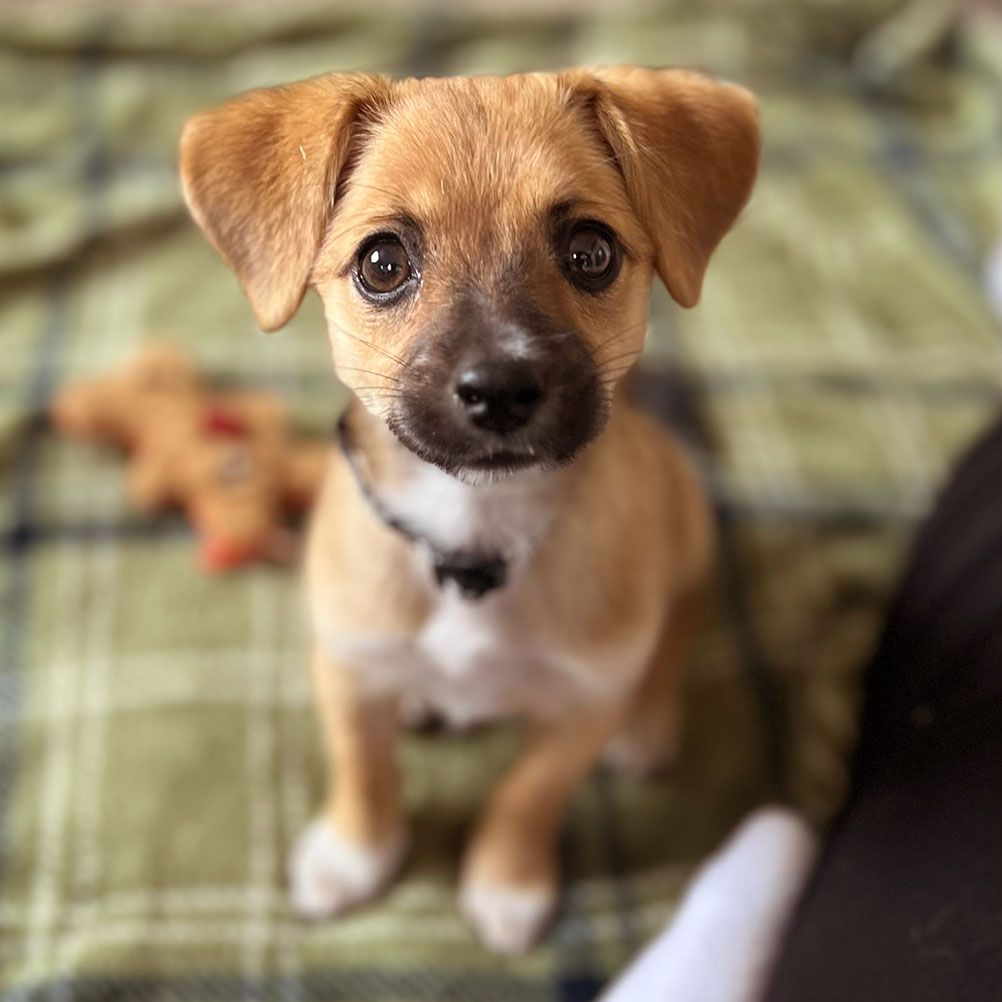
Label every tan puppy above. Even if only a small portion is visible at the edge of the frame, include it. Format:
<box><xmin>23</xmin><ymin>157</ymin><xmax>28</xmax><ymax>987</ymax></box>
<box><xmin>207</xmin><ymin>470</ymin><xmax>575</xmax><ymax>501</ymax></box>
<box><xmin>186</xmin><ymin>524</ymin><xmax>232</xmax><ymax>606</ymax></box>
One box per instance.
<box><xmin>180</xmin><ymin>67</ymin><xmax>759</xmax><ymax>954</ymax></box>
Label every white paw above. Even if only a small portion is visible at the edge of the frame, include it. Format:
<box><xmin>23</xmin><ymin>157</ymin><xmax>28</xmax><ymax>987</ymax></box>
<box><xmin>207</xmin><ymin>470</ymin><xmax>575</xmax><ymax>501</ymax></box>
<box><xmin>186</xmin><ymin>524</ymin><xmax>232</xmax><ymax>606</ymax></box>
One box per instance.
<box><xmin>288</xmin><ymin>817</ymin><xmax>407</xmax><ymax>920</ymax></box>
<box><xmin>459</xmin><ymin>878</ymin><xmax>556</xmax><ymax>955</ymax></box>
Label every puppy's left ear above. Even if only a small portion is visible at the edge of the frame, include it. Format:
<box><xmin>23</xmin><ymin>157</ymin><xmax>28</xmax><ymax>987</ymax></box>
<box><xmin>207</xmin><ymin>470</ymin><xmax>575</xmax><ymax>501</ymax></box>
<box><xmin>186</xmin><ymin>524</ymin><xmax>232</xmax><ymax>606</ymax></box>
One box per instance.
<box><xmin>180</xmin><ymin>73</ymin><xmax>391</xmax><ymax>331</ymax></box>
<box><xmin>563</xmin><ymin>67</ymin><xmax>760</xmax><ymax>308</ymax></box>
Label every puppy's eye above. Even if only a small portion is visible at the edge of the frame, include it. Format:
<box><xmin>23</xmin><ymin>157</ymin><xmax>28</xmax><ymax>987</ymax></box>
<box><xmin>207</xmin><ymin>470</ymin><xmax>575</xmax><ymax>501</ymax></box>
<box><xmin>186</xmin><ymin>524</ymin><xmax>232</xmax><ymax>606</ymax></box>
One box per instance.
<box><xmin>562</xmin><ymin>222</ymin><xmax>619</xmax><ymax>292</ymax></box>
<box><xmin>356</xmin><ymin>237</ymin><xmax>412</xmax><ymax>299</ymax></box>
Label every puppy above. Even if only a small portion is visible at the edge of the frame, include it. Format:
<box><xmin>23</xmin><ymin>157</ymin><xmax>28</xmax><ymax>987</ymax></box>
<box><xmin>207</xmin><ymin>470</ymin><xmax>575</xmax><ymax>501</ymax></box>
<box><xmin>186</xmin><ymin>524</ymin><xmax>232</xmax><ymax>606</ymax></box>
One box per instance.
<box><xmin>180</xmin><ymin>67</ymin><xmax>759</xmax><ymax>954</ymax></box>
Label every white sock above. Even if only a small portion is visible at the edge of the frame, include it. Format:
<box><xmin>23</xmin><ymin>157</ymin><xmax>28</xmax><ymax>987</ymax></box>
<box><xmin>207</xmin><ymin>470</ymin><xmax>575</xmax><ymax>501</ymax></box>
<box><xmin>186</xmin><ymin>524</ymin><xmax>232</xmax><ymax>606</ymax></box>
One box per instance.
<box><xmin>599</xmin><ymin>807</ymin><xmax>818</xmax><ymax>1002</ymax></box>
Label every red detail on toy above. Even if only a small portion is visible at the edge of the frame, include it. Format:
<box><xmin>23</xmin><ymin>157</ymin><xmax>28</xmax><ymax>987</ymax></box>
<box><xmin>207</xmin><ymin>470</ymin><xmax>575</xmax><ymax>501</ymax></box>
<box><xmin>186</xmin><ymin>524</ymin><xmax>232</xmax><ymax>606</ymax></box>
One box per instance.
<box><xmin>203</xmin><ymin>408</ymin><xmax>250</xmax><ymax>437</ymax></box>
<box><xmin>199</xmin><ymin>537</ymin><xmax>261</xmax><ymax>571</ymax></box>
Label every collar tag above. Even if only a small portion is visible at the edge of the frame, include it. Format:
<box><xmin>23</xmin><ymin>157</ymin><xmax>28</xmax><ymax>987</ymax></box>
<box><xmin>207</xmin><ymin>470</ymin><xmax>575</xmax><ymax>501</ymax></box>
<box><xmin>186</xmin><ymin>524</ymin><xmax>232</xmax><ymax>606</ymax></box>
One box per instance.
<box><xmin>433</xmin><ymin>555</ymin><xmax>507</xmax><ymax>600</ymax></box>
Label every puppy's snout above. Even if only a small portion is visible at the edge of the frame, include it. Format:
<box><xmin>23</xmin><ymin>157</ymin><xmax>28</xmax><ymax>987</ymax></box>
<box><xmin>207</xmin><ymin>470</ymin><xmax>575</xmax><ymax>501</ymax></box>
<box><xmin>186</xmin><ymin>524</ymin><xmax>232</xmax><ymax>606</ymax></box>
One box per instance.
<box><xmin>390</xmin><ymin>300</ymin><xmax>604</xmax><ymax>477</ymax></box>
<box><xmin>454</xmin><ymin>359</ymin><xmax>543</xmax><ymax>435</ymax></box>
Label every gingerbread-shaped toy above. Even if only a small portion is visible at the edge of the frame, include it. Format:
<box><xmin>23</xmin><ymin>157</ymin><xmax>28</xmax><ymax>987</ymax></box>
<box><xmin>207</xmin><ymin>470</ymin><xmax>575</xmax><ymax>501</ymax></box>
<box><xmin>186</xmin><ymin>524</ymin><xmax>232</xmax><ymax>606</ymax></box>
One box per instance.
<box><xmin>49</xmin><ymin>343</ymin><xmax>330</xmax><ymax>570</ymax></box>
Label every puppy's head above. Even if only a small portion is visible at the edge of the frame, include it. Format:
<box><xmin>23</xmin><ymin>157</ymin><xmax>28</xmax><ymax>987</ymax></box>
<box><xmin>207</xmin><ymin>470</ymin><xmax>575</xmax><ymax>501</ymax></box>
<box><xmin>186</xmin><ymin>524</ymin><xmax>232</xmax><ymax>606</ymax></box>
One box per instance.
<box><xmin>181</xmin><ymin>68</ymin><xmax>758</xmax><ymax>482</ymax></box>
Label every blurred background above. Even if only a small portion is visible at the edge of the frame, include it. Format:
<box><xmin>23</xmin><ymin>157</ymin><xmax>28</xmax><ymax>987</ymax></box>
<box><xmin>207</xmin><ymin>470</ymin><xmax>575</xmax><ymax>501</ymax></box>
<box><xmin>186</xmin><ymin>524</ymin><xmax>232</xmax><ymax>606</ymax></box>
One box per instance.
<box><xmin>0</xmin><ymin>1</ymin><xmax>998</xmax><ymax>999</ymax></box>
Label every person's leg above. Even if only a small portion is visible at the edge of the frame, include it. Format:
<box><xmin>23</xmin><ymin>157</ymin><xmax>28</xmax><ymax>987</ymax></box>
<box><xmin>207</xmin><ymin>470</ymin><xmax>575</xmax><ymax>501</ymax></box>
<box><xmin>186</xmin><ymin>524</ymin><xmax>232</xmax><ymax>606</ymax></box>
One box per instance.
<box><xmin>598</xmin><ymin>414</ymin><xmax>1002</xmax><ymax>1002</ymax></box>
<box><xmin>764</xmin><ymin>411</ymin><xmax>1002</xmax><ymax>1002</ymax></box>
<box><xmin>598</xmin><ymin>809</ymin><xmax>816</xmax><ymax>1002</ymax></box>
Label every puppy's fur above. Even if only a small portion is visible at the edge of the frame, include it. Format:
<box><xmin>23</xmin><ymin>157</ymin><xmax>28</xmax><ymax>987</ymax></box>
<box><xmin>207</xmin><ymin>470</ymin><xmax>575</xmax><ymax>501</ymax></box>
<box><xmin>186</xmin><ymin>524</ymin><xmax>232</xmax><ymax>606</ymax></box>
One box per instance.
<box><xmin>181</xmin><ymin>68</ymin><xmax>759</xmax><ymax>954</ymax></box>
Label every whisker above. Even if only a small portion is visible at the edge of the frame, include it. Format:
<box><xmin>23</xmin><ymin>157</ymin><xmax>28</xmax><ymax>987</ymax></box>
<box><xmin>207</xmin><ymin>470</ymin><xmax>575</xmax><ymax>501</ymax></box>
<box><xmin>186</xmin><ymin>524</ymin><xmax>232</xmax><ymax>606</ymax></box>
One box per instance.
<box><xmin>336</xmin><ymin>365</ymin><xmax>400</xmax><ymax>384</ymax></box>
<box><xmin>592</xmin><ymin>320</ymin><xmax>647</xmax><ymax>358</ymax></box>
<box><xmin>326</xmin><ymin>317</ymin><xmax>415</xmax><ymax>372</ymax></box>
<box><xmin>596</xmin><ymin>349</ymin><xmax>640</xmax><ymax>369</ymax></box>
<box><xmin>594</xmin><ymin>346</ymin><xmax>640</xmax><ymax>372</ymax></box>
<box><xmin>598</xmin><ymin>360</ymin><xmax>636</xmax><ymax>380</ymax></box>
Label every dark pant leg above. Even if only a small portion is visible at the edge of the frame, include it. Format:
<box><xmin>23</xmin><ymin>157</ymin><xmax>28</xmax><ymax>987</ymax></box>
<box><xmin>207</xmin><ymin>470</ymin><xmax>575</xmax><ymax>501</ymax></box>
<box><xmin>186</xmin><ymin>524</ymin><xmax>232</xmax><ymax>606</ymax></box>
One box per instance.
<box><xmin>765</xmin><ymin>412</ymin><xmax>1002</xmax><ymax>1002</ymax></box>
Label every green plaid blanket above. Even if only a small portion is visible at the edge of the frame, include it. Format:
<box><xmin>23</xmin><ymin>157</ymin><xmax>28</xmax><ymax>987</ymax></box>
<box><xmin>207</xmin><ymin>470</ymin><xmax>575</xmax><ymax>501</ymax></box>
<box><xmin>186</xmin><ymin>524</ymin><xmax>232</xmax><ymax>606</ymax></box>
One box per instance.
<box><xmin>0</xmin><ymin>2</ymin><xmax>998</xmax><ymax>999</ymax></box>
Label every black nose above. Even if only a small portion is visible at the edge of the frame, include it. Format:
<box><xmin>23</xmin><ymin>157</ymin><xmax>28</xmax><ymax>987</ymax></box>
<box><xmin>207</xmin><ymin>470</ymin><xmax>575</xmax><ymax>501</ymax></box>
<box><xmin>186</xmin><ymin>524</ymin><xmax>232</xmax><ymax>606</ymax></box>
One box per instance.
<box><xmin>454</xmin><ymin>359</ymin><xmax>544</xmax><ymax>435</ymax></box>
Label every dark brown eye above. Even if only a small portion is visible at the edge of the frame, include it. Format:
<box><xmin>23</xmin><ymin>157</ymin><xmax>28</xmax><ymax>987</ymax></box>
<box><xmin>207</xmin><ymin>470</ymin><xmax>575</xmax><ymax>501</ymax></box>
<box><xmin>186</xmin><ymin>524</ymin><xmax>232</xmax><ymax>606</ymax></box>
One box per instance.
<box><xmin>563</xmin><ymin>222</ymin><xmax>619</xmax><ymax>291</ymax></box>
<box><xmin>356</xmin><ymin>237</ymin><xmax>412</xmax><ymax>298</ymax></box>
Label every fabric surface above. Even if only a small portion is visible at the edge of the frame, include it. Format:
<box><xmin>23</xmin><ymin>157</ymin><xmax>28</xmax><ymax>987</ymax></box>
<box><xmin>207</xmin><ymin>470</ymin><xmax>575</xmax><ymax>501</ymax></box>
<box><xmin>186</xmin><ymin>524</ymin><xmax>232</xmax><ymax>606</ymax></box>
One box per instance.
<box><xmin>0</xmin><ymin>2</ymin><xmax>998</xmax><ymax>999</ymax></box>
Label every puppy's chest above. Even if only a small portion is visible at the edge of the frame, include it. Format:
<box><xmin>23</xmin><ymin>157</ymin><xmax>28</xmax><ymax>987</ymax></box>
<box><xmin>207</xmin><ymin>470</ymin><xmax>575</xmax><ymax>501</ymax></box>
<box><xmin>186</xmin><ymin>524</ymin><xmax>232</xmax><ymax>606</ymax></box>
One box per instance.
<box><xmin>338</xmin><ymin>466</ymin><xmax>586</xmax><ymax>725</ymax></box>
<box><xmin>404</xmin><ymin>591</ymin><xmax>577</xmax><ymax>725</ymax></box>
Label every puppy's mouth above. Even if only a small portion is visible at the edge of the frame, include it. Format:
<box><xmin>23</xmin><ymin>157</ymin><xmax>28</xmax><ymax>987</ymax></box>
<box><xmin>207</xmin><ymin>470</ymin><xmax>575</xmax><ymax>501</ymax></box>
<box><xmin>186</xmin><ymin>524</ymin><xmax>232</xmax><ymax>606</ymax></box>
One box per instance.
<box><xmin>438</xmin><ymin>448</ymin><xmax>550</xmax><ymax>485</ymax></box>
<box><xmin>466</xmin><ymin>450</ymin><xmax>539</xmax><ymax>471</ymax></box>
<box><xmin>384</xmin><ymin>415</ymin><xmax>586</xmax><ymax>484</ymax></box>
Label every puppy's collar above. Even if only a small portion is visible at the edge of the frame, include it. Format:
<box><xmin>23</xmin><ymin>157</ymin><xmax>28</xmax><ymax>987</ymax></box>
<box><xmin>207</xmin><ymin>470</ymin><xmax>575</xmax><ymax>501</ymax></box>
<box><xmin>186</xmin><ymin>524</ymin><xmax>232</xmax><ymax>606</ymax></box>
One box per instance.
<box><xmin>335</xmin><ymin>415</ymin><xmax>508</xmax><ymax>601</ymax></box>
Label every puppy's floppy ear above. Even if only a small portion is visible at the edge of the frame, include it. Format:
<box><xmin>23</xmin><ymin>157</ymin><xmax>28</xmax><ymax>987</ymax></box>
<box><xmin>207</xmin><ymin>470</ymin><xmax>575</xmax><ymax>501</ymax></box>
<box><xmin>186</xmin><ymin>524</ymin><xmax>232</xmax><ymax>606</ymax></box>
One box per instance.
<box><xmin>180</xmin><ymin>73</ymin><xmax>390</xmax><ymax>332</ymax></box>
<box><xmin>563</xmin><ymin>66</ymin><xmax>760</xmax><ymax>307</ymax></box>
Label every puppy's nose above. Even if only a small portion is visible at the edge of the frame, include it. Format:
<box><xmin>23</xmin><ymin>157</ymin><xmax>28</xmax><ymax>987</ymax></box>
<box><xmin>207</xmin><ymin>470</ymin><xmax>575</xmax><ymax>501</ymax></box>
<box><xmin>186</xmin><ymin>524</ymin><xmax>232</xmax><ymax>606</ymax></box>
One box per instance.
<box><xmin>454</xmin><ymin>360</ymin><xmax>543</xmax><ymax>435</ymax></box>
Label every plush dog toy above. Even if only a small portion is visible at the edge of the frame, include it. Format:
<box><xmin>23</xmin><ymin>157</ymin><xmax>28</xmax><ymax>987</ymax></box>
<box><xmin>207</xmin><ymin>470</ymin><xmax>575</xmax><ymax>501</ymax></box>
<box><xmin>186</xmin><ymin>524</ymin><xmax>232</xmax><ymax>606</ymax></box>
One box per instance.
<box><xmin>49</xmin><ymin>343</ymin><xmax>330</xmax><ymax>570</ymax></box>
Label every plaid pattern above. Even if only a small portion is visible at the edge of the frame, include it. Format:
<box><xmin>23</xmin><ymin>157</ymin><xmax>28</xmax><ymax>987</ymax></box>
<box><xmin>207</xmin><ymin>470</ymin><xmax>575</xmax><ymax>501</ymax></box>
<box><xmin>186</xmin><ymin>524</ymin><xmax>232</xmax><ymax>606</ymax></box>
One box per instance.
<box><xmin>0</xmin><ymin>2</ymin><xmax>999</xmax><ymax>999</ymax></box>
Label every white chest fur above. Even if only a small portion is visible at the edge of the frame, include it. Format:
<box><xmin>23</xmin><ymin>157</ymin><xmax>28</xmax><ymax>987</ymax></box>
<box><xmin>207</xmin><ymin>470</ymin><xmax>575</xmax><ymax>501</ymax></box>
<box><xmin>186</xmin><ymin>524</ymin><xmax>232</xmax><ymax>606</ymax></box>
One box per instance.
<box><xmin>381</xmin><ymin>458</ymin><xmax>558</xmax><ymax>559</ymax></box>
<box><xmin>314</xmin><ymin>460</ymin><xmax>613</xmax><ymax>727</ymax></box>
<box><xmin>317</xmin><ymin>574</ymin><xmax>595</xmax><ymax>728</ymax></box>
<box><xmin>411</xmin><ymin>586</ymin><xmax>584</xmax><ymax>726</ymax></box>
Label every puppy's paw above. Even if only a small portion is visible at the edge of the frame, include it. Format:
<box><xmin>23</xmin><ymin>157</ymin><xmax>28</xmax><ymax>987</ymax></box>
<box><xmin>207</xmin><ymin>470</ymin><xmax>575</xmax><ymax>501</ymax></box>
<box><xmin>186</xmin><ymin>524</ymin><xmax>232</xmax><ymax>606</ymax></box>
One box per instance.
<box><xmin>459</xmin><ymin>878</ymin><xmax>556</xmax><ymax>955</ymax></box>
<box><xmin>288</xmin><ymin>817</ymin><xmax>407</xmax><ymax>920</ymax></box>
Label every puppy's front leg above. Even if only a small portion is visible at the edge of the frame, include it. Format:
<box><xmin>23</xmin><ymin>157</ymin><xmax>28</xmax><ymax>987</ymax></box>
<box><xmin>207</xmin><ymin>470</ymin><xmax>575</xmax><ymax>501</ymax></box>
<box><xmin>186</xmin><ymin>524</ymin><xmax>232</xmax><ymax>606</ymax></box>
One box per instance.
<box><xmin>460</xmin><ymin>704</ymin><xmax>622</xmax><ymax>955</ymax></box>
<box><xmin>289</xmin><ymin>646</ymin><xmax>408</xmax><ymax>919</ymax></box>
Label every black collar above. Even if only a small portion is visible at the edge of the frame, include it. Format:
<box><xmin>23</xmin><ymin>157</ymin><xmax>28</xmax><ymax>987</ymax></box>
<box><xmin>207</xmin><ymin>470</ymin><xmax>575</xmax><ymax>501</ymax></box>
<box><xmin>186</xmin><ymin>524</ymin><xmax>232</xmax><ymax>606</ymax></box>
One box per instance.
<box><xmin>336</xmin><ymin>415</ymin><xmax>508</xmax><ymax>601</ymax></box>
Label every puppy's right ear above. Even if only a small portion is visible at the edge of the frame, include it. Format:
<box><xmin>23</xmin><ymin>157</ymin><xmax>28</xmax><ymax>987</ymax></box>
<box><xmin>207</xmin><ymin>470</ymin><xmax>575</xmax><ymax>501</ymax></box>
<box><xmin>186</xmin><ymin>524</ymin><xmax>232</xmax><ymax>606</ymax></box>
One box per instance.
<box><xmin>180</xmin><ymin>73</ymin><xmax>390</xmax><ymax>332</ymax></box>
